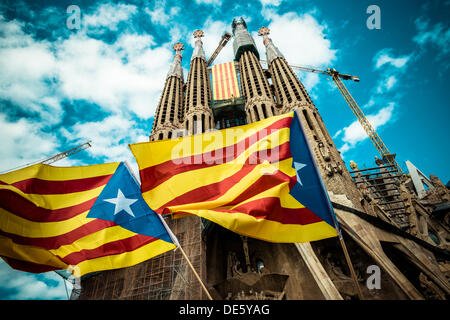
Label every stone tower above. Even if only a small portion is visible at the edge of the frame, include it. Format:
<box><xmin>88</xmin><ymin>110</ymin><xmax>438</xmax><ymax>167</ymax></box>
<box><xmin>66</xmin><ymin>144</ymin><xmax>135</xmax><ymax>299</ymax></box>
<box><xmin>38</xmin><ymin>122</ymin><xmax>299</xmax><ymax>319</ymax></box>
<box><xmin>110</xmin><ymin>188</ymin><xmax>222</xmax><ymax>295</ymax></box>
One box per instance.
<box><xmin>232</xmin><ymin>18</ymin><xmax>276</xmax><ymax>123</ymax></box>
<box><xmin>258</xmin><ymin>26</ymin><xmax>364</xmax><ymax>211</ymax></box>
<box><xmin>150</xmin><ymin>42</ymin><xmax>185</xmax><ymax>141</ymax></box>
<box><xmin>183</xmin><ymin>30</ymin><xmax>214</xmax><ymax>135</ymax></box>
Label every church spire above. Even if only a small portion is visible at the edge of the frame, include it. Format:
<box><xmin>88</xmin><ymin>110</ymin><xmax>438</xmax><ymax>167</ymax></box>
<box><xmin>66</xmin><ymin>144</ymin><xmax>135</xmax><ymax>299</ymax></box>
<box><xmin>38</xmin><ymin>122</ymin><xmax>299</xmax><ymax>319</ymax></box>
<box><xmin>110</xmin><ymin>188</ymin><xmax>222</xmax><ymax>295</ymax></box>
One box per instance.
<box><xmin>191</xmin><ymin>29</ymin><xmax>206</xmax><ymax>61</ymax></box>
<box><xmin>166</xmin><ymin>42</ymin><xmax>184</xmax><ymax>80</ymax></box>
<box><xmin>258</xmin><ymin>27</ymin><xmax>284</xmax><ymax>64</ymax></box>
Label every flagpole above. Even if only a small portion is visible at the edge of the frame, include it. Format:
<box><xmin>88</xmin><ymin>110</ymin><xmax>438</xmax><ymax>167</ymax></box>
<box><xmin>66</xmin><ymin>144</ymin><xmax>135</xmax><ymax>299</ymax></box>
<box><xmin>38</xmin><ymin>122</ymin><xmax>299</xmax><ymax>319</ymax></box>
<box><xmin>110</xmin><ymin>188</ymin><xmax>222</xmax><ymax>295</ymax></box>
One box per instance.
<box><xmin>124</xmin><ymin>161</ymin><xmax>213</xmax><ymax>300</ymax></box>
<box><xmin>177</xmin><ymin>243</ymin><xmax>213</xmax><ymax>300</ymax></box>
<box><xmin>160</xmin><ymin>214</ymin><xmax>213</xmax><ymax>300</ymax></box>
<box><xmin>293</xmin><ymin>109</ymin><xmax>365</xmax><ymax>300</ymax></box>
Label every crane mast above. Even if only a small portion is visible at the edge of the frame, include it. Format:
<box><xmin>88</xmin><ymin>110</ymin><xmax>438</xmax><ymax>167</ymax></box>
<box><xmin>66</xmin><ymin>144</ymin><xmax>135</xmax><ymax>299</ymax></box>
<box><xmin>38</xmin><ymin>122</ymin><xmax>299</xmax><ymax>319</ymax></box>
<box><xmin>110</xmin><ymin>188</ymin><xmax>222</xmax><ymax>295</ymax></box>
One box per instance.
<box><xmin>329</xmin><ymin>73</ymin><xmax>403</xmax><ymax>174</ymax></box>
<box><xmin>206</xmin><ymin>32</ymin><xmax>231</xmax><ymax>67</ymax></box>
<box><xmin>41</xmin><ymin>141</ymin><xmax>92</xmax><ymax>165</ymax></box>
<box><xmin>261</xmin><ymin>59</ymin><xmax>403</xmax><ymax>175</ymax></box>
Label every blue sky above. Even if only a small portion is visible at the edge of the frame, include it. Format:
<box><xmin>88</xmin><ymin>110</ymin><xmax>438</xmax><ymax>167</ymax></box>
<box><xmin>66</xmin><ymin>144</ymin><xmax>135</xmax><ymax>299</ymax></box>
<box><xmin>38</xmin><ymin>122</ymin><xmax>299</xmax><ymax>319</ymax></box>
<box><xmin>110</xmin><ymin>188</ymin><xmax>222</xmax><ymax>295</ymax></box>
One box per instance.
<box><xmin>0</xmin><ymin>0</ymin><xmax>448</xmax><ymax>299</ymax></box>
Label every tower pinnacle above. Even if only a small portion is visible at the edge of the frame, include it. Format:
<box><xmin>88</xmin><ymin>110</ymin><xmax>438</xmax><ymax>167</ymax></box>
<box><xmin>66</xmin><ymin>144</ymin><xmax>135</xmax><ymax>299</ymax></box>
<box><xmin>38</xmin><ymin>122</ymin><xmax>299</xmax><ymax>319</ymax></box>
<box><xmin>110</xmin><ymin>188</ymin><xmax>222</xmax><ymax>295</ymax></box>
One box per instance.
<box><xmin>167</xmin><ymin>42</ymin><xmax>184</xmax><ymax>79</ymax></box>
<box><xmin>191</xmin><ymin>30</ymin><xmax>206</xmax><ymax>61</ymax></box>
<box><xmin>258</xmin><ymin>27</ymin><xmax>284</xmax><ymax>64</ymax></box>
<box><xmin>232</xmin><ymin>17</ymin><xmax>259</xmax><ymax>61</ymax></box>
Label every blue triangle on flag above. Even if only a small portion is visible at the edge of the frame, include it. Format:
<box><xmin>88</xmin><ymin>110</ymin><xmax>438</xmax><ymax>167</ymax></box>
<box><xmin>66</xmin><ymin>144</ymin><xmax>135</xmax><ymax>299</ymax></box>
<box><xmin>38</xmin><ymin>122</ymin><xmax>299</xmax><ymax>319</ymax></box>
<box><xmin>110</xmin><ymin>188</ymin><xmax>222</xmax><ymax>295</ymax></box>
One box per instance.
<box><xmin>87</xmin><ymin>162</ymin><xmax>173</xmax><ymax>244</ymax></box>
<box><xmin>288</xmin><ymin>112</ymin><xmax>336</xmax><ymax>227</ymax></box>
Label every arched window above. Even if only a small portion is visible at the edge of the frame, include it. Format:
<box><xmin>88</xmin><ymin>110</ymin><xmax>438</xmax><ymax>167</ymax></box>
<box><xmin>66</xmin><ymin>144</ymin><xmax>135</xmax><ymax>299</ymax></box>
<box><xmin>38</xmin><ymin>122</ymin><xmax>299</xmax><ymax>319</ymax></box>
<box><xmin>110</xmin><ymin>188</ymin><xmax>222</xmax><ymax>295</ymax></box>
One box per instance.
<box><xmin>193</xmin><ymin>115</ymin><xmax>198</xmax><ymax>134</ymax></box>
<box><xmin>201</xmin><ymin>114</ymin><xmax>205</xmax><ymax>133</ymax></box>
<box><xmin>254</xmin><ymin>106</ymin><xmax>260</xmax><ymax>122</ymax></box>
<box><xmin>261</xmin><ymin>104</ymin><xmax>267</xmax><ymax>119</ymax></box>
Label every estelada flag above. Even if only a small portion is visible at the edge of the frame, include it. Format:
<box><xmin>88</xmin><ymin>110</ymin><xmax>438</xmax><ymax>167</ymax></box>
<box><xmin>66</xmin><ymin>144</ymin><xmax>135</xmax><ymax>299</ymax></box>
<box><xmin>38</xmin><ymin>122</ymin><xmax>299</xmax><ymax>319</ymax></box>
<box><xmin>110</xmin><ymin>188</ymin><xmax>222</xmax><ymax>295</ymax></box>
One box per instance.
<box><xmin>0</xmin><ymin>162</ymin><xmax>176</xmax><ymax>277</ymax></box>
<box><xmin>130</xmin><ymin>111</ymin><xmax>338</xmax><ymax>243</ymax></box>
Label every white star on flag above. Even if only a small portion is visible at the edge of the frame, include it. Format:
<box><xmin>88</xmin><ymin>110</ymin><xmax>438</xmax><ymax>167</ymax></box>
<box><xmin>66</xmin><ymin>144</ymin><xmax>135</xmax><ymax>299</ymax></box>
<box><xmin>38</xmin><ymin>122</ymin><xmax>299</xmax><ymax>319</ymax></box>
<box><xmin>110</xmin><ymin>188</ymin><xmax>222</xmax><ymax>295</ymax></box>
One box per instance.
<box><xmin>104</xmin><ymin>189</ymin><xmax>138</xmax><ymax>217</ymax></box>
<box><xmin>294</xmin><ymin>162</ymin><xmax>307</xmax><ymax>186</ymax></box>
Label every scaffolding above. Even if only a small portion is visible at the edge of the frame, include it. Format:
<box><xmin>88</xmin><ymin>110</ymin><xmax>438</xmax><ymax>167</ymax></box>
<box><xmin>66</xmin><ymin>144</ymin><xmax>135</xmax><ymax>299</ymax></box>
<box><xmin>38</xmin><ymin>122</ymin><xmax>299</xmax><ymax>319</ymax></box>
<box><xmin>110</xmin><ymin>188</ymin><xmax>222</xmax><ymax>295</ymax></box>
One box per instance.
<box><xmin>349</xmin><ymin>164</ymin><xmax>410</xmax><ymax>229</ymax></box>
<box><xmin>76</xmin><ymin>216</ymin><xmax>205</xmax><ymax>300</ymax></box>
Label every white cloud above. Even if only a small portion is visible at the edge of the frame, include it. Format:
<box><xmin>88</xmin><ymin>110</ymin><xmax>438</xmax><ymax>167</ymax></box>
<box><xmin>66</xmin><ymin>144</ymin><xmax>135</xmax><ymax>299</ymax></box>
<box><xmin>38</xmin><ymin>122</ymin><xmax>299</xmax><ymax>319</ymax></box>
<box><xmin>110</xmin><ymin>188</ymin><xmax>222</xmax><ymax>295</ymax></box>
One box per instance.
<box><xmin>0</xmin><ymin>17</ymin><xmax>62</xmax><ymax>124</ymax></box>
<box><xmin>195</xmin><ymin>0</ymin><xmax>222</xmax><ymax>6</ymax></box>
<box><xmin>338</xmin><ymin>103</ymin><xmax>395</xmax><ymax>155</ymax></box>
<box><xmin>375</xmin><ymin>51</ymin><xmax>410</xmax><ymax>69</ymax></box>
<box><xmin>145</xmin><ymin>0</ymin><xmax>171</xmax><ymax>27</ymax></box>
<box><xmin>56</xmin><ymin>32</ymin><xmax>172</xmax><ymax>119</ymax></box>
<box><xmin>84</xmin><ymin>3</ymin><xmax>137</xmax><ymax>31</ymax></box>
<box><xmin>377</xmin><ymin>75</ymin><xmax>397</xmax><ymax>93</ymax></box>
<box><xmin>0</xmin><ymin>260</ymin><xmax>68</xmax><ymax>300</ymax></box>
<box><xmin>254</xmin><ymin>11</ymin><xmax>336</xmax><ymax>93</ymax></box>
<box><xmin>63</xmin><ymin>115</ymin><xmax>148</xmax><ymax>174</ymax></box>
<box><xmin>0</xmin><ymin>114</ymin><xmax>60</xmax><ymax>172</ymax></box>
<box><xmin>260</xmin><ymin>12</ymin><xmax>336</xmax><ymax>67</ymax></box>
<box><xmin>260</xmin><ymin>0</ymin><xmax>283</xmax><ymax>6</ymax></box>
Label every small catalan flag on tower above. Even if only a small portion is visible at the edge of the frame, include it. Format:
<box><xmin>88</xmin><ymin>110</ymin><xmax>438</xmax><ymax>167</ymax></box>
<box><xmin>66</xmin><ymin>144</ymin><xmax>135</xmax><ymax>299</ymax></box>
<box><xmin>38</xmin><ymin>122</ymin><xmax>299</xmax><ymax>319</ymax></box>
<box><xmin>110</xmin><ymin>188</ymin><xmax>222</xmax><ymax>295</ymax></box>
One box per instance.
<box><xmin>130</xmin><ymin>111</ymin><xmax>338</xmax><ymax>243</ymax></box>
<box><xmin>0</xmin><ymin>162</ymin><xmax>177</xmax><ymax>277</ymax></box>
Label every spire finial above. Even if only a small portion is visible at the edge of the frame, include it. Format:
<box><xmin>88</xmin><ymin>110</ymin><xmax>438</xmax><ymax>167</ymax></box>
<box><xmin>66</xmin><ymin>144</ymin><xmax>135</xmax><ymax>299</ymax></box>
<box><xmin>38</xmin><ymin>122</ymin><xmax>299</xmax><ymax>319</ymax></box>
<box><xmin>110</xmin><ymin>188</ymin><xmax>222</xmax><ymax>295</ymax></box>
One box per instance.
<box><xmin>193</xmin><ymin>30</ymin><xmax>204</xmax><ymax>39</ymax></box>
<box><xmin>258</xmin><ymin>26</ymin><xmax>270</xmax><ymax>37</ymax></box>
<box><xmin>173</xmin><ymin>42</ymin><xmax>184</xmax><ymax>52</ymax></box>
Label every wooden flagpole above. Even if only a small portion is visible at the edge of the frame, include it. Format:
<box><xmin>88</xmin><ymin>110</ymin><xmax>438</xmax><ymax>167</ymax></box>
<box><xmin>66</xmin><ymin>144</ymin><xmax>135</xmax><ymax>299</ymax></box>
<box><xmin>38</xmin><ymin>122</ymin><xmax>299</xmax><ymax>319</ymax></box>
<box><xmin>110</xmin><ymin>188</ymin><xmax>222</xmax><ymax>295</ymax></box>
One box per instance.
<box><xmin>177</xmin><ymin>244</ymin><xmax>213</xmax><ymax>300</ymax></box>
<box><xmin>294</xmin><ymin>110</ymin><xmax>365</xmax><ymax>300</ymax></box>
<box><xmin>154</xmin><ymin>209</ymin><xmax>213</xmax><ymax>300</ymax></box>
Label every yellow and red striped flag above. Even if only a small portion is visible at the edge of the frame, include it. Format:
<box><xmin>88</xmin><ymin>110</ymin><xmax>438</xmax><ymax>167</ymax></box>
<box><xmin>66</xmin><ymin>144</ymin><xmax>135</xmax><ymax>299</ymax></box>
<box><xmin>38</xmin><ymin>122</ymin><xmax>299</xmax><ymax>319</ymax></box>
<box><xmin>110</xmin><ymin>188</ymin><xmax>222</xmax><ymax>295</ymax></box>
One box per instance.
<box><xmin>0</xmin><ymin>162</ymin><xmax>176</xmax><ymax>276</ymax></box>
<box><xmin>129</xmin><ymin>112</ymin><xmax>338</xmax><ymax>243</ymax></box>
<box><xmin>211</xmin><ymin>61</ymin><xmax>240</xmax><ymax>100</ymax></box>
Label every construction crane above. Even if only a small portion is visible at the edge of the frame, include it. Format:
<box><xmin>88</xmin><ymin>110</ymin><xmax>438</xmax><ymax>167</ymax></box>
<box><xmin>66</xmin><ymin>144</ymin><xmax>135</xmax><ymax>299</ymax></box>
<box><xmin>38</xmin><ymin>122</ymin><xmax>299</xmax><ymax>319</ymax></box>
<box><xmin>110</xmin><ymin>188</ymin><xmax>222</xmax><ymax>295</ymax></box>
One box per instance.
<box><xmin>0</xmin><ymin>141</ymin><xmax>92</xmax><ymax>174</ymax></box>
<box><xmin>41</xmin><ymin>141</ymin><xmax>92</xmax><ymax>165</ymax></box>
<box><xmin>261</xmin><ymin>60</ymin><xmax>403</xmax><ymax>175</ymax></box>
<box><xmin>206</xmin><ymin>32</ymin><xmax>232</xmax><ymax>67</ymax></box>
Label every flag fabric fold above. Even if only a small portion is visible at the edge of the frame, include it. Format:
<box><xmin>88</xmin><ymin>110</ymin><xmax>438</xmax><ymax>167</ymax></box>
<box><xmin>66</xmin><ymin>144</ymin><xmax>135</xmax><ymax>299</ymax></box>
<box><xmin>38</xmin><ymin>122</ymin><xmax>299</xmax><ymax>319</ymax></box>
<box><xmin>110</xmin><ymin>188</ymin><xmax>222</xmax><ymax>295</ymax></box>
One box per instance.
<box><xmin>130</xmin><ymin>111</ymin><xmax>338</xmax><ymax>243</ymax></box>
<box><xmin>0</xmin><ymin>162</ymin><xmax>176</xmax><ymax>277</ymax></box>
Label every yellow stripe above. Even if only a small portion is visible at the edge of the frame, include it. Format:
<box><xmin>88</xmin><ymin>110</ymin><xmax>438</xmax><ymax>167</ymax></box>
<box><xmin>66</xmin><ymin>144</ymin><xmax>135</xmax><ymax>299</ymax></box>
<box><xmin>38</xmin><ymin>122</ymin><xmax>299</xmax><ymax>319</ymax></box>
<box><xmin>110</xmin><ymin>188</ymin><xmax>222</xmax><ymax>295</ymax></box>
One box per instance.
<box><xmin>130</xmin><ymin>112</ymin><xmax>293</xmax><ymax>169</ymax></box>
<box><xmin>178</xmin><ymin>209</ymin><xmax>337</xmax><ymax>243</ymax></box>
<box><xmin>50</xmin><ymin>225</ymin><xmax>137</xmax><ymax>258</ymax></box>
<box><xmin>212</xmin><ymin>65</ymin><xmax>219</xmax><ymax>100</ymax></box>
<box><xmin>74</xmin><ymin>239</ymin><xmax>177</xmax><ymax>276</ymax></box>
<box><xmin>141</xmin><ymin>128</ymin><xmax>290</xmax><ymax>209</ymax></box>
<box><xmin>226</xmin><ymin>62</ymin><xmax>233</xmax><ymax>98</ymax></box>
<box><xmin>166</xmin><ymin>158</ymin><xmax>300</xmax><ymax>213</ymax></box>
<box><xmin>0</xmin><ymin>162</ymin><xmax>119</xmax><ymax>184</ymax></box>
<box><xmin>0</xmin><ymin>235</ymin><xmax>68</xmax><ymax>269</ymax></box>
<box><xmin>230</xmin><ymin>61</ymin><xmax>240</xmax><ymax>97</ymax></box>
<box><xmin>0</xmin><ymin>207</ymin><xmax>93</xmax><ymax>238</ymax></box>
<box><xmin>0</xmin><ymin>183</ymin><xmax>105</xmax><ymax>210</ymax></box>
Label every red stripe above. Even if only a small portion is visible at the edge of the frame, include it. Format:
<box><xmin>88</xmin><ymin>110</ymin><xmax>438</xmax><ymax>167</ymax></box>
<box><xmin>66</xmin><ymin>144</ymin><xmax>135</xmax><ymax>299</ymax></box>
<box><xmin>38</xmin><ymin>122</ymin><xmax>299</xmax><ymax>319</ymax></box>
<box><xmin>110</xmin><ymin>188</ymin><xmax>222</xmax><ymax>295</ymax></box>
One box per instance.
<box><xmin>59</xmin><ymin>234</ymin><xmax>158</xmax><ymax>265</ymax></box>
<box><xmin>1</xmin><ymin>256</ymin><xmax>59</xmax><ymax>273</ymax></box>
<box><xmin>214</xmin><ymin>197</ymin><xmax>323</xmax><ymax>225</ymax></box>
<box><xmin>140</xmin><ymin>116</ymin><xmax>292</xmax><ymax>193</ymax></box>
<box><xmin>213</xmin><ymin>65</ymin><xmax>219</xmax><ymax>99</ymax></box>
<box><xmin>220</xmin><ymin>63</ymin><xmax>226</xmax><ymax>100</ymax></box>
<box><xmin>156</xmin><ymin>152</ymin><xmax>292</xmax><ymax>212</ymax></box>
<box><xmin>228</xmin><ymin>62</ymin><xmax>237</xmax><ymax>97</ymax></box>
<box><xmin>224</xmin><ymin>62</ymin><xmax>232</xmax><ymax>98</ymax></box>
<box><xmin>0</xmin><ymin>189</ymin><xmax>98</xmax><ymax>222</ymax></box>
<box><xmin>0</xmin><ymin>219</ymin><xmax>116</xmax><ymax>250</ymax></box>
<box><xmin>9</xmin><ymin>174</ymin><xmax>113</xmax><ymax>195</ymax></box>
<box><xmin>224</xmin><ymin>169</ymin><xmax>296</xmax><ymax>207</ymax></box>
